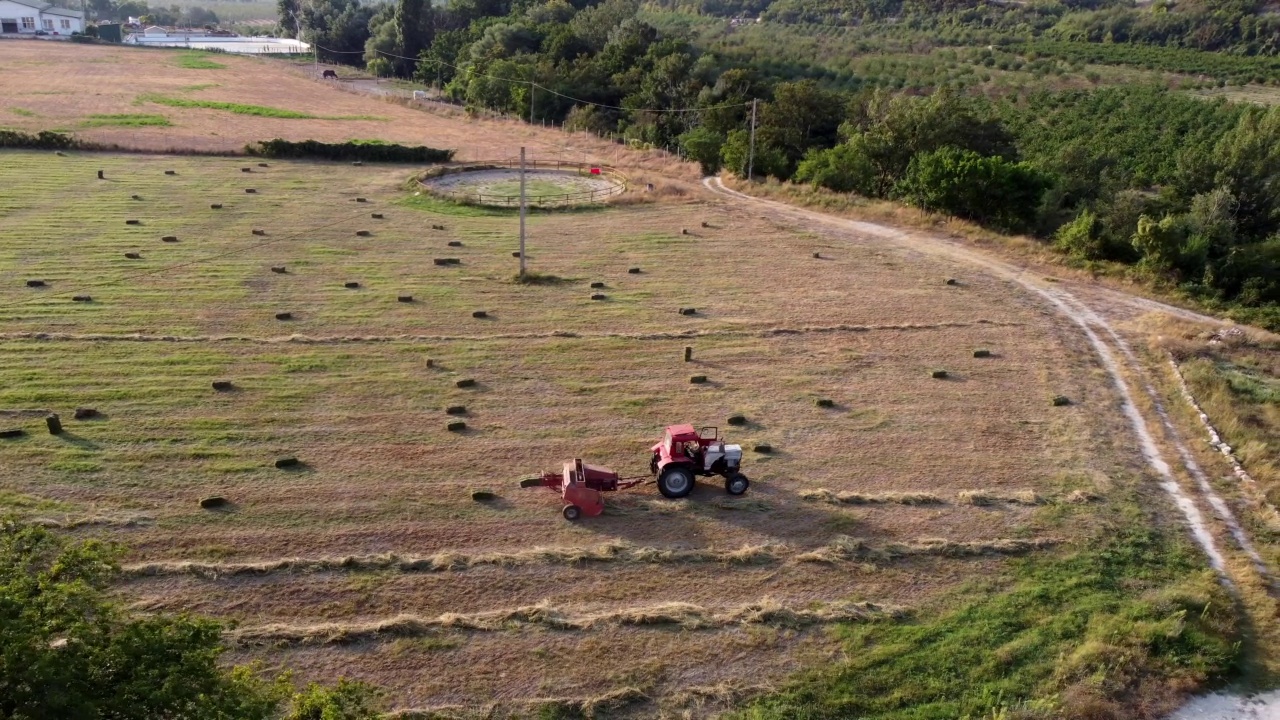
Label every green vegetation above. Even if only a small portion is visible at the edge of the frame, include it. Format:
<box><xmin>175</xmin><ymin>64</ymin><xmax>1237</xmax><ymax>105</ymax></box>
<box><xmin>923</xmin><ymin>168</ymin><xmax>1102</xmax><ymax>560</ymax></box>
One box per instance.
<box><xmin>139</xmin><ymin>94</ymin><xmax>317</xmax><ymax>118</ymax></box>
<box><xmin>736</xmin><ymin>515</ymin><xmax>1238</xmax><ymax>719</ymax></box>
<box><xmin>248</xmin><ymin>137</ymin><xmax>454</xmax><ymax>162</ymax></box>
<box><xmin>0</xmin><ymin>129</ymin><xmax>77</xmax><ymax>150</ymax></box>
<box><xmin>0</xmin><ymin>519</ymin><xmax>387</xmax><ymax>719</ymax></box>
<box><xmin>177</xmin><ymin>52</ymin><xmax>227</xmax><ymax>70</ymax></box>
<box><xmin>82</xmin><ymin>113</ymin><xmax>173</xmax><ymax>128</ymax></box>
<box><xmin>8</xmin><ymin>108</ymin><xmax>37</xmax><ymax>118</ymax></box>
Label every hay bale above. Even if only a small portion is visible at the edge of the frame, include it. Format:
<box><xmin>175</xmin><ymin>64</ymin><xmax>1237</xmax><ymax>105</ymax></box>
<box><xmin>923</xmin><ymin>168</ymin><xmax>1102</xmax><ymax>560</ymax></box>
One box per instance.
<box><xmin>164</xmin><ymin>170</ymin><xmax>176</xmax><ymax>175</ymax></box>
<box><xmin>371</xmin><ymin>213</ymin><xmax>383</xmax><ymax>219</ymax></box>
<box><xmin>124</xmin><ymin>252</ymin><xmax>141</xmax><ymax>259</ymax></box>
<box><xmin>210</xmin><ymin>203</ymin><xmax>222</xmax><ymax>209</ymax></box>
<box><xmin>25</xmin><ymin>280</ymin><xmax>46</xmax><ymax>287</ymax></box>
<box><xmin>753</xmin><ymin>444</ymin><xmax>772</xmax><ymax>453</ymax></box>
<box><xmin>815</xmin><ymin>398</ymin><xmax>835</xmax><ymax>408</ymax></box>
<box><xmin>973</xmin><ymin>349</ymin><xmax>992</xmax><ymax>358</ymax></box>
<box><xmin>590</xmin><ymin>282</ymin><xmax>605</xmax><ymax>289</ymax></box>
<box><xmin>125</xmin><ymin>219</ymin><xmax>141</xmax><ymax>225</ymax></box>
<box><xmin>344</xmin><ymin>281</ymin><xmax>360</xmax><ymax>289</ymax></box>
<box><xmin>447</xmin><ymin>240</ymin><xmax>462</xmax><ymax>247</ymax></box>
<box><xmin>471</xmin><ymin>490</ymin><xmax>495</xmax><ymax>501</ymax></box>
<box><xmin>727</xmin><ymin>415</ymin><xmax>747</xmax><ymax>426</ymax></box>
<box><xmin>244</xmin><ymin>188</ymin><xmax>257</xmax><ymax>194</ymax></box>
<box><xmin>270</xmin><ymin>266</ymin><xmax>287</xmax><ymax>274</ymax></box>
<box><xmin>355</xmin><ymin>230</ymin><xmax>371</xmax><ymax>237</ymax></box>
<box><xmin>679</xmin><ymin>308</ymin><xmax>696</xmax><ymax>316</ymax></box>
<box><xmin>199</xmin><ymin>496</ymin><xmax>229</xmax><ymax>509</ymax></box>
<box><xmin>274</xmin><ymin>457</ymin><xmax>300</xmax><ymax>469</ymax></box>
<box><xmin>945</xmin><ymin>278</ymin><xmax>958</xmax><ymax>286</ymax></box>
<box><xmin>684</xmin><ymin>346</ymin><xmax>692</xmax><ymax>362</ymax></box>
<box><xmin>258</xmin><ymin>163</ymin><xmax>269</xmax><ymax>168</ymax></box>
<box><xmin>0</xmin><ymin>429</ymin><xmax>25</xmax><ymax>439</ymax></box>
<box><xmin>352</xmin><ymin>161</ymin><xmax>363</xmax><ymax>166</ymax></box>
<box><xmin>1052</xmin><ymin>395</ymin><xmax>1071</xmax><ymax>407</ymax></box>
<box><xmin>812</xmin><ymin>252</ymin><xmax>821</xmax><ymax>259</ymax></box>
<box><xmin>701</xmin><ymin>221</ymin><xmax>710</xmax><ymax>228</ymax></box>
<box><xmin>252</xmin><ymin>229</ymin><xmax>266</xmax><ymax>236</ymax></box>
<box><xmin>72</xmin><ymin>295</ymin><xmax>91</xmax><ymax>302</ymax></box>
<box><xmin>931</xmin><ymin>370</ymin><xmax>948</xmax><ymax>379</ymax></box>
<box><xmin>162</xmin><ymin>236</ymin><xmax>178</xmax><ymax>242</ymax></box>
<box><xmin>241</xmin><ymin>167</ymin><xmax>252</xmax><ymax>173</ymax></box>
<box><xmin>447</xmin><ymin>421</ymin><xmax>467</xmax><ymax>432</ymax></box>
<box><xmin>275</xmin><ymin>312</ymin><xmax>293</xmax><ymax>321</ymax></box>
<box><xmin>397</xmin><ymin>295</ymin><xmax>414</xmax><ymax>303</ymax></box>
<box><xmin>97</xmin><ymin>170</ymin><xmax>104</xmax><ymax>179</ymax></box>
<box><xmin>432</xmin><ymin>224</ymin><xmax>445</xmax><ymax>230</ymax></box>
<box><xmin>131</xmin><ymin>194</ymin><xmax>141</xmax><ymax>200</ymax></box>
<box><xmin>628</xmin><ymin>267</ymin><xmax>641</xmax><ymax>274</ymax></box>
<box><xmin>511</xmin><ymin>251</ymin><xmax>521</xmax><ymax>258</ymax></box>
<box><xmin>56</xmin><ymin>151</ymin><xmax>65</xmax><ymax>157</ymax></box>
<box><xmin>689</xmin><ymin>375</ymin><xmax>707</xmax><ymax>384</ymax></box>
<box><xmin>355</xmin><ymin>197</ymin><xmax>367</xmax><ymax>203</ymax></box>
<box><xmin>591</xmin><ymin>294</ymin><xmax>606</xmax><ymax>300</ymax></box>
<box><xmin>455</xmin><ymin>378</ymin><xmax>476</xmax><ymax>388</ymax></box>
<box><xmin>424</xmin><ymin>359</ymin><xmax>434</xmax><ymax>368</ymax></box>
<box><xmin>73</xmin><ymin>407</ymin><xmax>98</xmax><ymax>420</ymax></box>
<box><xmin>446</xmin><ymin>405</ymin><xmax>466</xmax><ymax>415</ymax></box>
<box><xmin>45</xmin><ymin>414</ymin><xmax>62</xmax><ymax>435</ymax></box>
<box><xmin>681</xmin><ymin>228</ymin><xmax>690</xmax><ymax>235</ymax></box>
<box><xmin>433</xmin><ymin>258</ymin><xmax>449</xmax><ymax>266</ymax></box>
<box><xmin>212</xmin><ymin>381</ymin><xmax>234</xmax><ymax>391</ymax></box>
<box><xmin>471</xmin><ymin>311</ymin><xmax>487</xmax><ymax>318</ymax></box>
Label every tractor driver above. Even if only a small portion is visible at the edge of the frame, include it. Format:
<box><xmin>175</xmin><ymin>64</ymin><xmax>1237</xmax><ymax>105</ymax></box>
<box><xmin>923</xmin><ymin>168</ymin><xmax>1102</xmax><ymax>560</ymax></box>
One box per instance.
<box><xmin>684</xmin><ymin>440</ymin><xmax>703</xmax><ymax>468</ymax></box>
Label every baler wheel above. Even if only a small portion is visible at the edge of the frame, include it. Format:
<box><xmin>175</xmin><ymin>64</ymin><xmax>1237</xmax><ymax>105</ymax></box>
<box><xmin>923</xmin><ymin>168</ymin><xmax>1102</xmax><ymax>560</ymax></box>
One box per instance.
<box><xmin>562</xmin><ymin>505</ymin><xmax>582</xmax><ymax>521</ymax></box>
<box><xmin>658</xmin><ymin>466</ymin><xmax>695</xmax><ymax>499</ymax></box>
<box><xmin>725</xmin><ymin>473</ymin><xmax>750</xmax><ymax>496</ymax></box>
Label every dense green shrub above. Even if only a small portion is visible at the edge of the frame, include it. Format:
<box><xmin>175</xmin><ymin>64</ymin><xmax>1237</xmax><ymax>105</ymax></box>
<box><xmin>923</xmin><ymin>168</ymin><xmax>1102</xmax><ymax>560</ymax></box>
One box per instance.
<box><xmin>0</xmin><ymin>130</ymin><xmax>77</xmax><ymax>150</ymax></box>
<box><xmin>247</xmin><ymin>138</ymin><xmax>455</xmax><ymax>163</ymax></box>
<box><xmin>895</xmin><ymin>145</ymin><xmax>1050</xmax><ymax>232</ymax></box>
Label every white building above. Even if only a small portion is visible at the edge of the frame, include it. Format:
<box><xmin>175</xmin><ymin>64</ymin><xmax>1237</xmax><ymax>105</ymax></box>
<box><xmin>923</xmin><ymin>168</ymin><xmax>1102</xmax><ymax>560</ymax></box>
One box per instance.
<box><xmin>0</xmin><ymin>0</ymin><xmax>84</xmax><ymax>35</ymax></box>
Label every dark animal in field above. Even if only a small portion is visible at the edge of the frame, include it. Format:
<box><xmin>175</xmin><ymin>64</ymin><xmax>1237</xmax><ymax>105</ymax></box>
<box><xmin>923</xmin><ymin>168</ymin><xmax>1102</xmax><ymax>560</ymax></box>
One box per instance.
<box><xmin>321</xmin><ymin>69</ymin><xmax>337</xmax><ymax>79</ymax></box>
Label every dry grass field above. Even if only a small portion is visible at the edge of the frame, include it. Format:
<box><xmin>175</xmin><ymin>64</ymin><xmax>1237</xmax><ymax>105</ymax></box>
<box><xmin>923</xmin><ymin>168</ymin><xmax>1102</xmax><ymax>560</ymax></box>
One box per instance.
<box><xmin>0</xmin><ymin>148</ymin><xmax>1140</xmax><ymax>715</ymax></box>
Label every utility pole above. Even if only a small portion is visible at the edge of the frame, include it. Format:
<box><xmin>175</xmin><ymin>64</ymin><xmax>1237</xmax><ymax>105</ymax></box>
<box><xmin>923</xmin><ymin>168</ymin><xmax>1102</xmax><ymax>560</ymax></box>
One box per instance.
<box><xmin>747</xmin><ymin>98</ymin><xmax>758</xmax><ymax>182</ymax></box>
<box><xmin>519</xmin><ymin>146</ymin><xmax>527</xmax><ymax>278</ymax></box>
<box><xmin>529</xmin><ymin>81</ymin><xmax>535</xmax><ymax>125</ymax></box>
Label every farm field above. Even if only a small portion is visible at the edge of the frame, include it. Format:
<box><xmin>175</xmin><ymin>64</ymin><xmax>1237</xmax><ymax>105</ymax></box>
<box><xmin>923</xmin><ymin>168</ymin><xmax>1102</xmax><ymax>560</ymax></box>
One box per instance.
<box><xmin>0</xmin><ymin>149</ymin><xmax>1146</xmax><ymax>715</ymax></box>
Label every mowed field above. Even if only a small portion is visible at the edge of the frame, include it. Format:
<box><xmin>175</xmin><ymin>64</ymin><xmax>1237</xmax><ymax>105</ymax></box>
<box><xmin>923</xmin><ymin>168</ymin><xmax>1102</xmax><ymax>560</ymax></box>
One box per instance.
<box><xmin>0</xmin><ymin>150</ymin><xmax>1137</xmax><ymax>715</ymax></box>
<box><xmin>0</xmin><ymin>41</ymin><xmax>625</xmax><ymax>162</ymax></box>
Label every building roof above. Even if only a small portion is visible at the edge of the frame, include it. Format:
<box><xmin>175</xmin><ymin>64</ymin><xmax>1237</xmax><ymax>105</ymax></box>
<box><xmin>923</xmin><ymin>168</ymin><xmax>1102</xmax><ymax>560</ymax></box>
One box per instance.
<box><xmin>1</xmin><ymin>0</ymin><xmax>51</xmax><ymax>10</ymax></box>
<box><xmin>42</xmin><ymin>5</ymin><xmax>83</xmax><ymax>18</ymax></box>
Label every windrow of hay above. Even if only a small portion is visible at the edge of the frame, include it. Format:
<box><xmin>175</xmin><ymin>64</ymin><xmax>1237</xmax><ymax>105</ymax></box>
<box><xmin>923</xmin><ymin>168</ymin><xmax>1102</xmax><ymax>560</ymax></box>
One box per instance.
<box><xmin>388</xmin><ymin>686</ymin><xmax>648</xmax><ymax>720</ymax></box>
<box><xmin>799</xmin><ymin>489</ymin><xmax>944</xmax><ymax>505</ymax></box>
<box><xmin>30</xmin><ymin>514</ymin><xmax>154</xmax><ymax>529</ymax></box>
<box><xmin>801</xmin><ymin>488</ymin><xmax>1089</xmax><ymax>506</ymax></box>
<box><xmin>956</xmin><ymin>489</ymin><xmax>1046</xmax><ymax>506</ymax></box>
<box><xmin>794</xmin><ymin>535</ymin><xmax>1062</xmax><ymax>563</ymax></box>
<box><xmin>228</xmin><ymin>598</ymin><xmax>907</xmax><ymax>646</ymax></box>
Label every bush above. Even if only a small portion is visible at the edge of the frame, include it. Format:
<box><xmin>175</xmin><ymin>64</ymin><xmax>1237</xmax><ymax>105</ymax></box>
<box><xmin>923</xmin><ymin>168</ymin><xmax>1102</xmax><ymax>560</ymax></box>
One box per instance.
<box><xmin>247</xmin><ymin>139</ymin><xmax>454</xmax><ymax>163</ymax></box>
<box><xmin>794</xmin><ymin>141</ymin><xmax>876</xmax><ymax>195</ymax></box>
<box><xmin>678</xmin><ymin>127</ymin><xmax>725</xmax><ymax>175</ymax></box>
<box><xmin>895</xmin><ymin>145</ymin><xmax>1050</xmax><ymax>232</ymax></box>
<box><xmin>0</xmin><ymin>130</ymin><xmax>77</xmax><ymax>150</ymax></box>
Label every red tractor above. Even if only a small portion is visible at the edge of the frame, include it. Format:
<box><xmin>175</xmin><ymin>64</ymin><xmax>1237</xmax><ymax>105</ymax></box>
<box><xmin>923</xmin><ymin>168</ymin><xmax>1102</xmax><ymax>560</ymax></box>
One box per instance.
<box><xmin>650</xmin><ymin>424</ymin><xmax>749</xmax><ymax>498</ymax></box>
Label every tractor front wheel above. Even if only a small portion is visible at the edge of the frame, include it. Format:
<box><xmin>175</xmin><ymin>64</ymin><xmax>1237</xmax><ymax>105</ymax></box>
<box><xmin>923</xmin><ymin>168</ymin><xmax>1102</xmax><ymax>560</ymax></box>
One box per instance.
<box><xmin>658</xmin><ymin>466</ymin><xmax>695</xmax><ymax>499</ymax></box>
<box><xmin>725</xmin><ymin>473</ymin><xmax>749</xmax><ymax>495</ymax></box>
<box><xmin>562</xmin><ymin>504</ymin><xmax>582</xmax><ymax>521</ymax></box>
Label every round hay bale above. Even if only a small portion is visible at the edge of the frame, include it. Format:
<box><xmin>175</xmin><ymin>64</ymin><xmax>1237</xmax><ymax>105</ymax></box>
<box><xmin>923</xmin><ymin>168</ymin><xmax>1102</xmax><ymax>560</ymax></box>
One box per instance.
<box><xmin>628</xmin><ymin>267</ymin><xmax>641</xmax><ymax>274</ymax></box>
<box><xmin>447</xmin><ymin>241</ymin><xmax>462</xmax><ymax>247</ymax></box>
<box><xmin>446</xmin><ymin>405</ymin><xmax>467</xmax><ymax>415</ymax></box>
<box><xmin>164</xmin><ymin>170</ymin><xmax>176</xmax><ymax>175</ymax></box>
<box><xmin>931</xmin><ymin>370</ymin><xmax>948</xmax><ymax>379</ymax></box>
<box><xmin>244</xmin><ymin>188</ymin><xmax>257</xmax><ymax>194</ymax></box>
<box><xmin>681</xmin><ymin>228</ymin><xmax>690</xmax><ymax>235</ymax></box>
<box><xmin>212</xmin><ymin>381</ymin><xmax>234</xmax><ymax>391</ymax></box>
<box><xmin>275</xmin><ymin>312</ymin><xmax>293</xmax><ymax>321</ymax></box>
<box><xmin>973</xmin><ymin>349</ymin><xmax>992</xmax><ymax>358</ymax></box>
<box><xmin>425</xmin><ymin>359</ymin><xmax>434</xmax><ymax>368</ymax></box>
<box><xmin>455</xmin><ymin>378</ymin><xmax>476</xmax><ymax>388</ymax></box>
<box><xmin>162</xmin><ymin>236</ymin><xmax>178</xmax><ymax>242</ymax></box>
<box><xmin>815</xmin><ymin>398</ymin><xmax>835</xmax><ymax>408</ymax></box>
<box><xmin>199</xmin><ymin>496</ymin><xmax>229</xmax><ymax>509</ymax></box>
<box><xmin>590</xmin><ymin>282</ymin><xmax>605</xmax><ymax>289</ymax></box>
<box><xmin>689</xmin><ymin>375</ymin><xmax>707</xmax><ymax>384</ymax></box>
<box><xmin>72</xmin><ymin>295</ymin><xmax>91</xmax><ymax>302</ymax></box>
<box><xmin>812</xmin><ymin>252</ymin><xmax>821</xmax><ymax>259</ymax></box>
<box><xmin>73</xmin><ymin>407</ymin><xmax>98</xmax><ymax>420</ymax></box>
<box><xmin>471</xmin><ymin>311</ymin><xmax>487</xmax><ymax>319</ymax></box>
<box><xmin>210</xmin><ymin>203</ymin><xmax>222</xmax><ymax>209</ymax></box>
<box><xmin>447</xmin><ymin>421</ymin><xmax>467</xmax><ymax>432</ymax></box>
<box><xmin>371</xmin><ymin>213</ymin><xmax>384</xmax><ymax>219</ymax></box>
<box><xmin>355</xmin><ymin>230</ymin><xmax>371</xmax><ymax>237</ymax></box>
<box><xmin>344</xmin><ymin>281</ymin><xmax>360</xmax><ymax>289</ymax></box>
<box><xmin>470</xmin><ymin>490</ymin><xmax>496</xmax><ymax>501</ymax></box>
<box><xmin>433</xmin><ymin>258</ymin><xmax>449</xmax><ymax>266</ymax></box>
<box><xmin>753</xmin><ymin>444</ymin><xmax>772</xmax><ymax>454</ymax></box>
<box><xmin>0</xmin><ymin>429</ymin><xmax>26</xmax><ymax>439</ymax></box>
<box><xmin>727</xmin><ymin>414</ymin><xmax>747</xmax><ymax>426</ymax></box>
<box><xmin>274</xmin><ymin>457</ymin><xmax>300</xmax><ymax>469</ymax></box>
<box><xmin>270</xmin><ymin>266</ymin><xmax>287</xmax><ymax>274</ymax></box>
<box><xmin>124</xmin><ymin>252</ymin><xmax>141</xmax><ymax>259</ymax></box>
<box><xmin>26</xmin><ymin>280</ymin><xmax>46</xmax><ymax>287</ymax></box>
<box><xmin>679</xmin><ymin>308</ymin><xmax>697</xmax><ymax>316</ymax></box>
<box><xmin>125</xmin><ymin>219</ymin><xmax>141</xmax><ymax>225</ymax></box>
<box><xmin>398</xmin><ymin>295</ymin><xmax>414</xmax><ymax>302</ymax></box>
<box><xmin>252</xmin><ymin>229</ymin><xmax>266</xmax><ymax>236</ymax></box>
<box><xmin>701</xmin><ymin>221</ymin><xmax>710</xmax><ymax>228</ymax></box>
<box><xmin>591</xmin><ymin>294</ymin><xmax>606</xmax><ymax>300</ymax></box>
<box><xmin>355</xmin><ymin>197</ymin><xmax>367</xmax><ymax>203</ymax></box>
<box><xmin>45</xmin><ymin>414</ymin><xmax>62</xmax><ymax>435</ymax></box>
<box><xmin>1052</xmin><ymin>395</ymin><xmax>1071</xmax><ymax>407</ymax></box>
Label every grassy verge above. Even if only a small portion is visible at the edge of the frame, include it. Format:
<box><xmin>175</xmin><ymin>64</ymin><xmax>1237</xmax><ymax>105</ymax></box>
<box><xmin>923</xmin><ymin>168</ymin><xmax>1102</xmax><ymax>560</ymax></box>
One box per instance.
<box><xmin>735</xmin><ymin>502</ymin><xmax>1241</xmax><ymax>719</ymax></box>
<box><xmin>82</xmin><ymin>114</ymin><xmax>173</xmax><ymax>128</ymax></box>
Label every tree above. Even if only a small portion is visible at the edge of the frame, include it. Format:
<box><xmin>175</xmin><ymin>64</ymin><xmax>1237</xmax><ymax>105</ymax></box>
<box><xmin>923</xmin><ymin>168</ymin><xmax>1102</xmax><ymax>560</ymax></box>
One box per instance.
<box><xmin>1054</xmin><ymin>208</ymin><xmax>1105</xmax><ymax>260</ymax></box>
<box><xmin>895</xmin><ymin>146</ymin><xmax>1050</xmax><ymax>232</ymax></box>
<box><xmin>793</xmin><ymin>141</ymin><xmax>877</xmax><ymax>195</ymax></box>
<box><xmin>679</xmin><ymin>127</ymin><xmax>725</xmax><ymax>175</ymax></box>
<box><xmin>278</xmin><ymin>0</ymin><xmax>300</xmax><ymax>37</ymax></box>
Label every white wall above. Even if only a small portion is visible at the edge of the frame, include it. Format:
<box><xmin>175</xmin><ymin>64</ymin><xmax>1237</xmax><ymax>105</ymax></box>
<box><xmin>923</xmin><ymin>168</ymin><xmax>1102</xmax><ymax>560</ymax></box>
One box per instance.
<box><xmin>44</xmin><ymin>12</ymin><xmax>82</xmax><ymax>33</ymax></box>
<box><xmin>0</xmin><ymin>1</ymin><xmax>84</xmax><ymax>34</ymax></box>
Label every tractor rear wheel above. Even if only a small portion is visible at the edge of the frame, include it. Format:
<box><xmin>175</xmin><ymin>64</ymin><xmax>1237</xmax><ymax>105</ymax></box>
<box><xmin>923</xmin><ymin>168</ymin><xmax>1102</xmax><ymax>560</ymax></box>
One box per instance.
<box><xmin>658</xmin><ymin>466</ymin><xmax>695</xmax><ymax>499</ymax></box>
<box><xmin>562</xmin><ymin>504</ymin><xmax>582</xmax><ymax>521</ymax></box>
<box><xmin>725</xmin><ymin>473</ymin><xmax>749</xmax><ymax>495</ymax></box>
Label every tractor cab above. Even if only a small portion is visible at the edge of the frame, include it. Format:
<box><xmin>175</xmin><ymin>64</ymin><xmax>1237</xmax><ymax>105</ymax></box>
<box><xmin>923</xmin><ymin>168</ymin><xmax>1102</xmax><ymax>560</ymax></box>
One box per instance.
<box><xmin>650</xmin><ymin>423</ymin><xmax>747</xmax><ymax>499</ymax></box>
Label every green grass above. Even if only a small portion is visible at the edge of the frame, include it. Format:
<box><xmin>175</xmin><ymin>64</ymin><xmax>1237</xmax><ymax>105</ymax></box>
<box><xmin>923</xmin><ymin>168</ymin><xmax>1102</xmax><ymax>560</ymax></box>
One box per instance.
<box><xmin>734</xmin><ymin>501</ymin><xmax>1240</xmax><ymax>720</ymax></box>
<box><xmin>398</xmin><ymin>192</ymin><xmax>511</xmax><ymax>217</ymax></box>
<box><xmin>82</xmin><ymin>114</ymin><xmax>173</xmax><ymax>128</ymax></box>
<box><xmin>176</xmin><ymin>83</ymin><xmax>221</xmax><ymax>92</ymax></box>
<box><xmin>176</xmin><ymin>52</ymin><xmax>225</xmax><ymax>70</ymax></box>
<box><xmin>8</xmin><ymin>108</ymin><xmax>37</xmax><ymax>118</ymax></box>
<box><xmin>482</xmin><ymin>178</ymin><xmax>576</xmax><ymax>198</ymax></box>
<box><xmin>138</xmin><ymin>94</ymin><xmax>316</xmax><ymax>119</ymax></box>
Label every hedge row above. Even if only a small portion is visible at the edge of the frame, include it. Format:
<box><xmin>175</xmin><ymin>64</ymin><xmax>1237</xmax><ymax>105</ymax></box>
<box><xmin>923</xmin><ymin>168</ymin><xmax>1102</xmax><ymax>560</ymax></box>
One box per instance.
<box><xmin>247</xmin><ymin>138</ymin><xmax>455</xmax><ymax>163</ymax></box>
<box><xmin>0</xmin><ymin>130</ymin><xmax>77</xmax><ymax>150</ymax></box>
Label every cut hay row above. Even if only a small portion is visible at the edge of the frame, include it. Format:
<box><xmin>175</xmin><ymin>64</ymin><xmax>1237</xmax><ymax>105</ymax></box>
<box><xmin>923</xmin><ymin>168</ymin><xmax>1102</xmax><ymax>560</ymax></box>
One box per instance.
<box><xmin>0</xmin><ymin>320</ymin><xmax>1022</xmax><ymax>347</ymax></box>
<box><xmin>956</xmin><ymin>490</ymin><xmax>1046</xmax><ymax>506</ymax></box>
<box><xmin>228</xmin><ymin>598</ymin><xmax>907</xmax><ymax>646</ymax></box>
<box><xmin>388</xmin><ymin>686</ymin><xmax>648</xmax><ymax>720</ymax></box>
<box><xmin>802</xmin><ymin>487</ymin><xmax>1100</xmax><ymax>506</ymax></box>
<box><xmin>122</xmin><ymin>535</ymin><xmax>1060</xmax><ymax>580</ymax></box>
<box><xmin>799</xmin><ymin>489</ymin><xmax>944</xmax><ymax>505</ymax></box>
<box><xmin>30</xmin><ymin>515</ymin><xmax>155</xmax><ymax>529</ymax></box>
